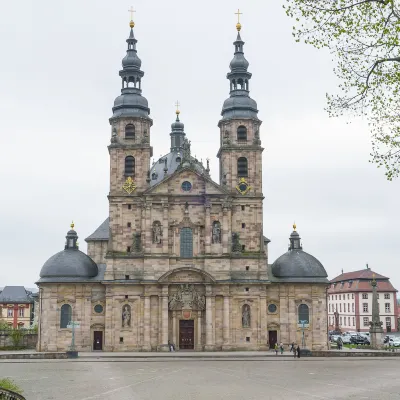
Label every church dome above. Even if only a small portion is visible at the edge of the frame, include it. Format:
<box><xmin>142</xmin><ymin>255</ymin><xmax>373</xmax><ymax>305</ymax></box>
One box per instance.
<box><xmin>122</xmin><ymin>51</ymin><xmax>142</xmax><ymax>69</ymax></box>
<box><xmin>271</xmin><ymin>226</ymin><xmax>328</xmax><ymax>280</ymax></box>
<box><xmin>112</xmin><ymin>89</ymin><xmax>150</xmax><ymax>119</ymax></box>
<box><xmin>39</xmin><ymin>225</ymin><xmax>98</xmax><ymax>279</ymax></box>
<box><xmin>229</xmin><ymin>54</ymin><xmax>249</xmax><ymax>71</ymax></box>
<box><xmin>221</xmin><ymin>95</ymin><xmax>258</xmax><ymax>120</ymax></box>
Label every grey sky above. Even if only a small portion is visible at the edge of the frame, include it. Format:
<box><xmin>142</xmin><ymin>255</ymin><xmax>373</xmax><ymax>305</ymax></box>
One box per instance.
<box><xmin>1</xmin><ymin>0</ymin><xmax>399</xmax><ymax>292</ymax></box>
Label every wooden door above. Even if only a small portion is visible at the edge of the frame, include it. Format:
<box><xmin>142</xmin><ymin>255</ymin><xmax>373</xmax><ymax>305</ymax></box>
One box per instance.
<box><xmin>93</xmin><ymin>331</ymin><xmax>103</xmax><ymax>350</ymax></box>
<box><xmin>179</xmin><ymin>320</ymin><xmax>194</xmax><ymax>350</ymax></box>
<box><xmin>268</xmin><ymin>330</ymin><xmax>277</xmax><ymax>349</ymax></box>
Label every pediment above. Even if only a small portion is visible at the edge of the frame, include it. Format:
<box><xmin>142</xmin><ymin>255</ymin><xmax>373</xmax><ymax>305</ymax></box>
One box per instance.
<box><xmin>158</xmin><ymin>267</ymin><xmax>216</xmax><ymax>284</ymax></box>
<box><xmin>144</xmin><ymin>167</ymin><xmax>229</xmax><ymax>196</ymax></box>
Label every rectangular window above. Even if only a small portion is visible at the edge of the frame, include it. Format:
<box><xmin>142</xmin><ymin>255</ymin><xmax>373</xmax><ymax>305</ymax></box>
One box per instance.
<box><xmin>180</xmin><ymin>227</ymin><xmax>193</xmax><ymax>258</ymax></box>
<box><xmin>348</xmin><ymin>303</ymin><xmax>350</xmax><ymax>312</ymax></box>
<box><xmin>339</xmin><ymin>295</ymin><xmax>341</xmax><ymax>300</ymax></box>
<box><xmin>348</xmin><ymin>317</ymin><xmax>350</xmax><ymax>326</ymax></box>
<box><xmin>340</xmin><ymin>317</ymin><xmax>342</xmax><ymax>325</ymax></box>
<box><xmin>385</xmin><ymin>303</ymin><xmax>390</xmax><ymax>313</ymax></box>
<box><xmin>242</xmin><ymin>223</ymin><xmax>246</xmax><ymax>228</ymax></box>
<box><xmin>125</xmin><ymin>275</ymin><xmax>129</xmax><ymax>280</ymax></box>
<box><xmin>363</xmin><ymin>303</ymin><xmax>368</xmax><ymax>312</ymax></box>
<box><xmin>347</xmin><ymin>294</ymin><xmax>350</xmax><ymax>300</ymax></box>
<box><xmin>363</xmin><ymin>317</ymin><xmax>369</xmax><ymax>326</ymax></box>
<box><xmin>245</xmin><ymin>266</ymin><xmax>249</xmax><ymax>271</ymax></box>
<box><xmin>352</xmin><ymin>294</ymin><xmax>354</xmax><ymax>299</ymax></box>
<box><xmin>128</xmin><ymin>205</ymin><xmax>132</xmax><ymax>210</ymax></box>
<box><xmin>386</xmin><ymin>317</ymin><xmax>391</xmax><ymax>327</ymax></box>
<box><xmin>18</xmin><ymin>308</ymin><xmax>24</xmax><ymax>317</ymax></box>
<box><xmin>340</xmin><ymin>304</ymin><xmax>342</xmax><ymax>312</ymax></box>
<box><xmin>352</xmin><ymin>317</ymin><xmax>355</xmax><ymax>326</ymax></box>
<box><xmin>352</xmin><ymin>303</ymin><xmax>355</xmax><ymax>312</ymax></box>
<box><xmin>384</xmin><ymin>293</ymin><xmax>390</xmax><ymax>299</ymax></box>
<box><xmin>7</xmin><ymin>309</ymin><xmax>13</xmax><ymax>317</ymax></box>
<box><xmin>127</xmin><ymin>246</ymin><xmax>131</xmax><ymax>252</ymax></box>
<box><xmin>241</xmin><ymin>245</ymin><xmax>246</xmax><ymax>251</ymax></box>
<box><xmin>362</xmin><ymin>293</ymin><xmax>368</xmax><ymax>299</ymax></box>
<box><xmin>329</xmin><ymin>304</ymin><xmax>331</xmax><ymax>312</ymax></box>
<box><xmin>335</xmin><ymin>295</ymin><xmax>337</xmax><ymax>300</ymax></box>
<box><xmin>119</xmin><ymin>337</ymin><xmax>124</xmax><ymax>343</ymax></box>
<box><xmin>127</xmin><ymin>222</ymin><xmax>131</xmax><ymax>228</ymax></box>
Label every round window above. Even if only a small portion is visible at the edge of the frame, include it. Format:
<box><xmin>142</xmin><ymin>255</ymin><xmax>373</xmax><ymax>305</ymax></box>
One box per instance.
<box><xmin>268</xmin><ymin>304</ymin><xmax>277</xmax><ymax>313</ymax></box>
<box><xmin>94</xmin><ymin>304</ymin><xmax>103</xmax><ymax>314</ymax></box>
<box><xmin>181</xmin><ymin>181</ymin><xmax>192</xmax><ymax>192</ymax></box>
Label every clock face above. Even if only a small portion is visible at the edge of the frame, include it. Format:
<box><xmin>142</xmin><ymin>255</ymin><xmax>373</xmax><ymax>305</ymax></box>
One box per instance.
<box><xmin>236</xmin><ymin>178</ymin><xmax>251</xmax><ymax>195</ymax></box>
<box><xmin>239</xmin><ymin>183</ymin><xmax>248</xmax><ymax>192</ymax></box>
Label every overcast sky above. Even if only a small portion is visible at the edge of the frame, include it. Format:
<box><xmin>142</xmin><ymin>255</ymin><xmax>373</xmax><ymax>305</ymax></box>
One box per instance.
<box><xmin>1</xmin><ymin>0</ymin><xmax>399</xmax><ymax>292</ymax></box>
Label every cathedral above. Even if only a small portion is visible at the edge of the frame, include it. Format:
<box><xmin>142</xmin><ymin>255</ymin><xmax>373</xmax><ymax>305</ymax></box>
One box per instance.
<box><xmin>36</xmin><ymin>16</ymin><xmax>329</xmax><ymax>352</ymax></box>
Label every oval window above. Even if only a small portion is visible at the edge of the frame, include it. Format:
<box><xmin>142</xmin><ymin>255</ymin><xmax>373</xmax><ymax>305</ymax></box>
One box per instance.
<box><xmin>94</xmin><ymin>304</ymin><xmax>104</xmax><ymax>314</ymax></box>
<box><xmin>268</xmin><ymin>304</ymin><xmax>277</xmax><ymax>313</ymax></box>
<box><xmin>181</xmin><ymin>181</ymin><xmax>192</xmax><ymax>192</ymax></box>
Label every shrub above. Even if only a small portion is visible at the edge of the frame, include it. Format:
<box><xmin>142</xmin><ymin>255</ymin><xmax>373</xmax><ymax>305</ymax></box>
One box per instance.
<box><xmin>0</xmin><ymin>378</ymin><xmax>23</xmax><ymax>394</ymax></box>
<box><xmin>9</xmin><ymin>329</ymin><xmax>25</xmax><ymax>347</ymax></box>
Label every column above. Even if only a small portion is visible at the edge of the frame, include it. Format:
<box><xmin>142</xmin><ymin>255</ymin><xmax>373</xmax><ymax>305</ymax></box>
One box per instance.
<box><xmin>145</xmin><ymin>204</ymin><xmax>151</xmax><ymax>253</ymax></box>
<box><xmin>143</xmin><ymin>296</ymin><xmax>151</xmax><ymax>351</ymax></box>
<box><xmin>260</xmin><ymin>295</ymin><xmax>268</xmax><ymax>350</ymax></box>
<box><xmin>205</xmin><ymin>204</ymin><xmax>211</xmax><ymax>254</ymax></box>
<box><xmin>205</xmin><ymin>287</ymin><xmax>214</xmax><ymax>350</ymax></box>
<box><xmin>222</xmin><ymin>207</ymin><xmax>229</xmax><ymax>254</ymax></box>
<box><xmin>197</xmin><ymin>312</ymin><xmax>202</xmax><ymax>349</ymax></box>
<box><xmin>172</xmin><ymin>312</ymin><xmax>177</xmax><ymax>348</ymax></box>
<box><xmin>161</xmin><ymin>287</ymin><xmax>169</xmax><ymax>347</ymax></box>
<box><xmin>223</xmin><ymin>296</ymin><xmax>230</xmax><ymax>349</ymax></box>
<box><xmin>162</xmin><ymin>204</ymin><xmax>169</xmax><ymax>254</ymax></box>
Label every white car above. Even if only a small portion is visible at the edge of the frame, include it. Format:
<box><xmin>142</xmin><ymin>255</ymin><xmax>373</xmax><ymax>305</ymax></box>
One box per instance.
<box><xmin>392</xmin><ymin>340</ymin><xmax>400</xmax><ymax>347</ymax></box>
<box><xmin>331</xmin><ymin>335</ymin><xmax>340</xmax><ymax>342</ymax></box>
<box><xmin>341</xmin><ymin>335</ymin><xmax>351</xmax><ymax>344</ymax></box>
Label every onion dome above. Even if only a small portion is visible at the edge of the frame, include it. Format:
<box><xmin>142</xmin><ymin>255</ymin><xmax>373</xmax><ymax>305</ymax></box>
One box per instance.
<box><xmin>110</xmin><ymin>20</ymin><xmax>151</xmax><ymax>122</ymax></box>
<box><xmin>39</xmin><ymin>223</ymin><xmax>98</xmax><ymax>280</ymax></box>
<box><xmin>220</xmin><ymin>23</ymin><xmax>259</xmax><ymax>121</ymax></box>
<box><xmin>271</xmin><ymin>224</ymin><xmax>328</xmax><ymax>282</ymax></box>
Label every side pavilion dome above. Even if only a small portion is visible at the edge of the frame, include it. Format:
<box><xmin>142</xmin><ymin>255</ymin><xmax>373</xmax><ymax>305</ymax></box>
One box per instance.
<box><xmin>39</xmin><ymin>223</ymin><xmax>98</xmax><ymax>280</ymax></box>
<box><xmin>271</xmin><ymin>225</ymin><xmax>329</xmax><ymax>283</ymax></box>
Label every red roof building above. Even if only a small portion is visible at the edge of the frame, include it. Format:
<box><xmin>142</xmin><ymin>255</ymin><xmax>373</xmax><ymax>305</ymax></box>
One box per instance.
<box><xmin>327</xmin><ymin>267</ymin><xmax>398</xmax><ymax>333</ymax></box>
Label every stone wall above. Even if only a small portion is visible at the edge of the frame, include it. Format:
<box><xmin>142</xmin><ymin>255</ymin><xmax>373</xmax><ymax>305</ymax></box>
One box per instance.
<box><xmin>0</xmin><ymin>333</ymin><xmax>37</xmax><ymax>349</ymax></box>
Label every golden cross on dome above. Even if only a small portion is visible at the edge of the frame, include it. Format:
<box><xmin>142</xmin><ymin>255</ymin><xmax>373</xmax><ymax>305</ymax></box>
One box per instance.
<box><xmin>128</xmin><ymin>6</ymin><xmax>136</xmax><ymax>28</ymax></box>
<box><xmin>235</xmin><ymin>9</ymin><xmax>243</xmax><ymax>24</ymax></box>
<box><xmin>175</xmin><ymin>100</ymin><xmax>180</xmax><ymax>115</ymax></box>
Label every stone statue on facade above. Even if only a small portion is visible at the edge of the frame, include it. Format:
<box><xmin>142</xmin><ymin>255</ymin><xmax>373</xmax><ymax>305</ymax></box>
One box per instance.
<box><xmin>122</xmin><ymin>305</ymin><xmax>131</xmax><ymax>328</ymax></box>
<box><xmin>182</xmin><ymin>138</ymin><xmax>191</xmax><ymax>162</ymax></box>
<box><xmin>212</xmin><ymin>221</ymin><xmax>221</xmax><ymax>244</ymax></box>
<box><xmin>232</xmin><ymin>232</ymin><xmax>242</xmax><ymax>253</ymax></box>
<box><xmin>242</xmin><ymin>304</ymin><xmax>251</xmax><ymax>328</ymax></box>
<box><xmin>152</xmin><ymin>221</ymin><xmax>162</xmax><ymax>244</ymax></box>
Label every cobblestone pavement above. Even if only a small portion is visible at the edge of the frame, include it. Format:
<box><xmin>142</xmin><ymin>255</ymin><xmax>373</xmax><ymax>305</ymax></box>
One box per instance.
<box><xmin>1</xmin><ymin>358</ymin><xmax>400</xmax><ymax>400</ymax></box>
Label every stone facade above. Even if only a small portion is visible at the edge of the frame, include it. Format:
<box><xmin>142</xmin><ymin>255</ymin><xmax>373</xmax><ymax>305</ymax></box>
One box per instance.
<box><xmin>36</xmin><ymin>21</ymin><xmax>329</xmax><ymax>352</ymax></box>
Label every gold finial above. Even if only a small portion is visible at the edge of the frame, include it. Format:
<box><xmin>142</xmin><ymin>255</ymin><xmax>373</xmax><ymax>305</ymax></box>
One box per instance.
<box><xmin>235</xmin><ymin>9</ymin><xmax>243</xmax><ymax>31</ymax></box>
<box><xmin>293</xmin><ymin>222</ymin><xmax>297</xmax><ymax>231</ymax></box>
<box><xmin>128</xmin><ymin>6</ymin><xmax>136</xmax><ymax>28</ymax></box>
<box><xmin>175</xmin><ymin>100</ymin><xmax>180</xmax><ymax>115</ymax></box>
<box><xmin>70</xmin><ymin>221</ymin><xmax>75</xmax><ymax>229</ymax></box>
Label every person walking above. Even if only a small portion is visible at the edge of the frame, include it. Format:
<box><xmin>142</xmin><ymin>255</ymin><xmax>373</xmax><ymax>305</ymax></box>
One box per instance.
<box><xmin>280</xmin><ymin>342</ymin><xmax>284</xmax><ymax>355</ymax></box>
<box><xmin>293</xmin><ymin>344</ymin><xmax>297</xmax><ymax>359</ymax></box>
<box><xmin>297</xmin><ymin>344</ymin><xmax>301</xmax><ymax>358</ymax></box>
<box><xmin>290</xmin><ymin>342</ymin><xmax>295</xmax><ymax>353</ymax></box>
<box><xmin>274</xmin><ymin>343</ymin><xmax>279</xmax><ymax>355</ymax></box>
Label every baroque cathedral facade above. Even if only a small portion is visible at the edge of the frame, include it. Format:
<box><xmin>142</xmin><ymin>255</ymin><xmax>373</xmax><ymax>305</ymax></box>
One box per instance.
<box><xmin>37</xmin><ymin>17</ymin><xmax>329</xmax><ymax>352</ymax></box>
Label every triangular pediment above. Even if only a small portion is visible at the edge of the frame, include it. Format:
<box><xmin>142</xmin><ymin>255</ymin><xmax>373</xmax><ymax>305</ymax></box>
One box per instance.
<box><xmin>144</xmin><ymin>166</ymin><xmax>229</xmax><ymax>196</ymax></box>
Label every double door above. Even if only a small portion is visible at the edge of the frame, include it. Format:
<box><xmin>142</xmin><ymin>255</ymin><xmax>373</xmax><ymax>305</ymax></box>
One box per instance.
<box><xmin>179</xmin><ymin>320</ymin><xmax>194</xmax><ymax>350</ymax></box>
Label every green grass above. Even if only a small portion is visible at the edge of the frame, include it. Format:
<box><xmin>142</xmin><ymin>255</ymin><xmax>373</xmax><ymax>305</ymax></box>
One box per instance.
<box><xmin>0</xmin><ymin>378</ymin><xmax>23</xmax><ymax>394</ymax></box>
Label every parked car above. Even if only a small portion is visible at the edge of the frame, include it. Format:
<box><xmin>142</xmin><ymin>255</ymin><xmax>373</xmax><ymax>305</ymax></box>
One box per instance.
<box><xmin>350</xmin><ymin>335</ymin><xmax>370</xmax><ymax>345</ymax></box>
<box><xmin>392</xmin><ymin>339</ymin><xmax>400</xmax><ymax>347</ymax></box>
<box><xmin>383</xmin><ymin>335</ymin><xmax>395</xmax><ymax>344</ymax></box>
<box><xmin>331</xmin><ymin>335</ymin><xmax>341</xmax><ymax>343</ymax></box>
<box><xmin>341</xmin><ymin>335</ymin><xmax>352</xmax><ymax>344</ymax></box>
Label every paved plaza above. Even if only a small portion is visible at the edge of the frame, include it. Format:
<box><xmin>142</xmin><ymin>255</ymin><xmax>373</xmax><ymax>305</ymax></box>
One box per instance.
<box><xmin>1</xmin><ymin>357</ymin><xmax>400</xmax><ymax>399</ymax></box>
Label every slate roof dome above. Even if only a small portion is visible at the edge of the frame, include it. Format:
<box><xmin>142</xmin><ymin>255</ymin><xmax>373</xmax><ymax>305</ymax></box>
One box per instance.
<box><xmin>40</xmin><ymin>224</ymin><xmax>98</xmax><ymax>279</ymax></box>
<box><xmin>271</xmin><ymin>225</ymin><xmax>328</xmax><ymax>282</ymax></box>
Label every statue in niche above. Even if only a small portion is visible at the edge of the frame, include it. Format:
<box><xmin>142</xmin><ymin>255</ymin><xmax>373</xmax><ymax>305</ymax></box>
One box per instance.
<box><xmin>132</xmin><ymin>232</ymin><xmax>142</xmax><ymax>252</ymax></box>
<box><xmin>242</xmin><ymin>304</ymin><xmax>251</xmax><ymax>328</ymax></box>
<box><xmin>232</xmin><ymin>232</ymin><xmax>241</xmax><ymax>252</ymax></box>
<box><xmin>182</xmin><ymin>138</ymin><xmax>191</xmax><ymax>162</ymax></box>
<box><xmin>142</xmin><ymin>128</ymin><xmax>149</xmax><ymax>144</ymax></box>
<box><xmin>111</xmin><ymin>126</ymin><xmax>118</xmax><ymax>143</ymax></box>
<box><xmin>223</xmin><ymin>130</ymin><xmax>231</xmax><ymax>145</ymax></box>
<box><xmin>152</xmin><ymin>221</ymin><xmax>162</xmax><ymax>244</ymax></box>
<box><xmin>122</xmin><ymin>305</ymin><xmax>131</xmax><ymax>328</ymax></box>
<box><xmin>212</xmin><ymin>221</ymin><xmax>221</xmax><ymax>244</ymax></box>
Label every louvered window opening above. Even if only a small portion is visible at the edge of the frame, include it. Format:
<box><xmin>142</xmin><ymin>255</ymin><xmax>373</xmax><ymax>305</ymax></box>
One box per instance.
<box><xmin>180</xmin><ymin>228</ymin><xmax>193</xmax><ymax>258</ymax></box>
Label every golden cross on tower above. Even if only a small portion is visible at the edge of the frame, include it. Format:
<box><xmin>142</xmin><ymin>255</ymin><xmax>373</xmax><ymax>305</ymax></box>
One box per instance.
<box><xmin>235</xmin><ymin>9</ymin><xmax>243</xmax><ymax>31</ymax></box>
<box><xmin>128</xmin><ymin>6</ymin><xmax>136</xmax><ymax>28</ymax></box>
<box><xmin>175</xmin><ymin>100</ymin><xmax>180</xmax><ymax>115</ymax></box>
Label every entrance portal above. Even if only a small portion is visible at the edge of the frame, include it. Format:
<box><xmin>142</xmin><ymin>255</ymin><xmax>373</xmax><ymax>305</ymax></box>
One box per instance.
<box><xmin>179</xmin><ymin>320</ymin><xmax>194</xmax><ymax>350</ymax></box>
<box><xmin>93</xmin><ymin>331</ymin><xmax>103</xmax><ymax>351</ymax></box>
<box><xmin>268</xmin><ymin>330</ymin><xmax>277</xmax><ymax>349</ymax></box>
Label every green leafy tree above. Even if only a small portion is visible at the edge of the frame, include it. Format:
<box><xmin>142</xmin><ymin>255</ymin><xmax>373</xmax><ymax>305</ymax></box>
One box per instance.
<box><xmin>0</xmin><ymin>378</ymin><xmax>23</xmax><ymax>394</ymax></box>
<box><xmin>9</xmin><ymin>329</ymin><xmax>25</xmax><ymax>347</ymax></box>
<box><xmin>284</xmin><ymin>0</ymin><xmax>400</xmax><ymax>180</ymax></box>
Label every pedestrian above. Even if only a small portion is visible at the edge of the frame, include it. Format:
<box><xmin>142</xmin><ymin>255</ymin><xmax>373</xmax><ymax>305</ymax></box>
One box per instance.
<box><xmin>297</xmin><ymin>345</ymin><xmax>301</xmax><ymax>358</ymax></box>
<box><xmin>280</xmin><ymin>342</ymin><xmax>284</xmax><ymax>355</ymax></box>
<box><xmin>274</xmin><ymin>343</ymin><xmax>278</xmax><ymax>355</ymax></box>
<box><xmin>293</xmin><ymin>344</ymin><xmax>297</xmax><ymax>359</ymax></box>
<box><xmin>337</xmin><ymin>337</ymin><xmax>342</xmax><ymax>350</ymax></box>
<box><xmin>168</xmin><ymin>340</ymin><xmax>174</xmax><ymax>352</ymax></box>
<box><xmin>290</xmin><ymin>342</ymin><xmax>295</xmax><ymax>353</ymax></box>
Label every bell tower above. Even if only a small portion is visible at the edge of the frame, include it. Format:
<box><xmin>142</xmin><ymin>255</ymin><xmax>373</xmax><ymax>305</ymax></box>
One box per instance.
<box><xmin>108</xmin><ymin>15</ymin><xmax>153</xmax><ymax>197</ymax></box>
<box><xmin>217</xmin><ymin>14</ymin><xmax>263</xmax><ymax>196</ymax></box>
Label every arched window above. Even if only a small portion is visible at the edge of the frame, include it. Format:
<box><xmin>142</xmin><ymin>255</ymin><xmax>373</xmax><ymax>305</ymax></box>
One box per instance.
<box><xmin>125</xmin><ymin>156</ymin><xmax>135</xmax><ymax>176</ymax></box>
<box><xmin>298</xmin><ymin>304</ymin><xmax>309</xmax><ymax>324</ymax></box>
<box><xmin>237</xmin><ymin>126</ymin><xmax>247</xmax><ymax>141</ymax></box>
<box><xmin>60</xmin><ymin>304</ymin><xmax>72</xmax><ymax>328</ymax></box>
<box><xmin>237</xmin><ymin>157</ymin><xmax>248</xmax><ymax>177</ymax></box>
<box><xmin>180</xmin><ymin>227</ymin><xmax>193</xmax><ymax>258</ymax></box>
<box><xmin>125</xmin><ymin>124</ymin><xmax>135</xmax><ymax>139</ymax></box>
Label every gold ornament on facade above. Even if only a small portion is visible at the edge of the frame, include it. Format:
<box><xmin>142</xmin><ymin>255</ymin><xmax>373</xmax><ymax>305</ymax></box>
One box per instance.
<box><xmin>236</xmin><ymin>177</ymin><xmax>251</xmax><ymax>195</ymax></box>
<box><xmin>122</xmin><ymin>177</ymin><xmax>137</xmax><ymax>194</ymax></box>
